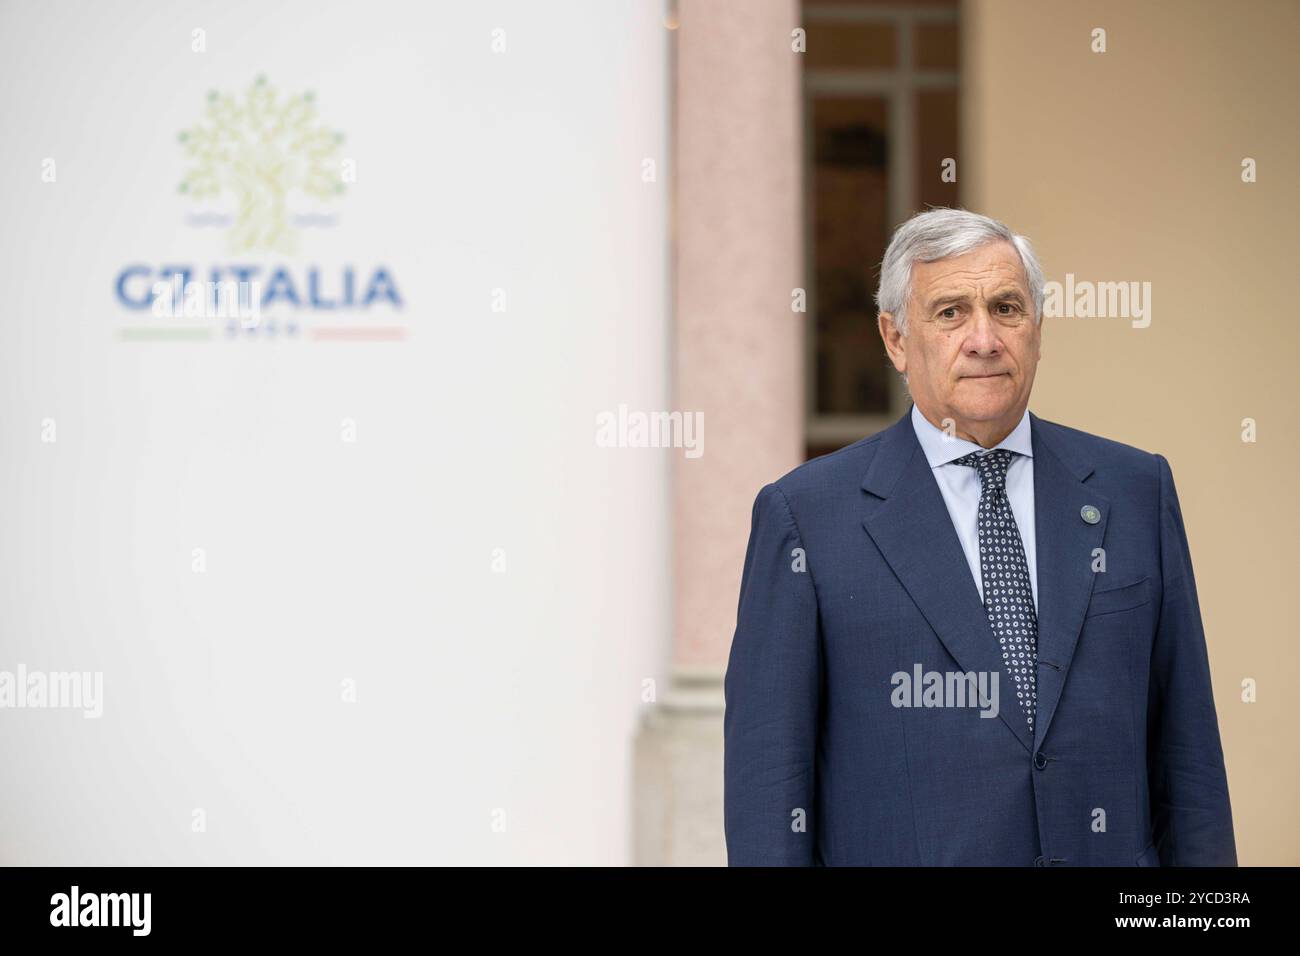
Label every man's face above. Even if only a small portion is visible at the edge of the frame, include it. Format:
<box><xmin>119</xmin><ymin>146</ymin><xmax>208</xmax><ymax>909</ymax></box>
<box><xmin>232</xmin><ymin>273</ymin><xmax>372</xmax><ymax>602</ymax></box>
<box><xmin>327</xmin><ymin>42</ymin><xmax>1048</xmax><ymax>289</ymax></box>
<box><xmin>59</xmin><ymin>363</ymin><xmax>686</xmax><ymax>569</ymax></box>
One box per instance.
<box><xmin>878</xmin><ymin>240</ymin><xmax>1041</xmax><ymax>444</ymax></box>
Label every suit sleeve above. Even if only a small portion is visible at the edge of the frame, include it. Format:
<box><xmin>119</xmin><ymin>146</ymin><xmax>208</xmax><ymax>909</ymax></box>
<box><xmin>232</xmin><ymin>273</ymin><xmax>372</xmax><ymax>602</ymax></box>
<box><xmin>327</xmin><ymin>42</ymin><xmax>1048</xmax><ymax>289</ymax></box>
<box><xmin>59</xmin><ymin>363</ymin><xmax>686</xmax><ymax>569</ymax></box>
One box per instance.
<box><xmin>723</xmin><ymin>483</ymin><xmax>822</xmax><ymax>866</ymax></box>
<box><xmin>1146</xmin><ymin>454</ymin><xmax>1237</xmax><ymax>865</ymax></box>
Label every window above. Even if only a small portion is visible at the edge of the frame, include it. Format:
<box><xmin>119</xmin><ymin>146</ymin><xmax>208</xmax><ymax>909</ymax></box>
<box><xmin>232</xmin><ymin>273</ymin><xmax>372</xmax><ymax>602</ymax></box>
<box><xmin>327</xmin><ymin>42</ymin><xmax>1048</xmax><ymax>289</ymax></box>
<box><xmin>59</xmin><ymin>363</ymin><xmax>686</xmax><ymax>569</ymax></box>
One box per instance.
<box><xmin>803</xmin><ymin>0</ymin><xmax>960</xmax><ymax>458</ymax></box>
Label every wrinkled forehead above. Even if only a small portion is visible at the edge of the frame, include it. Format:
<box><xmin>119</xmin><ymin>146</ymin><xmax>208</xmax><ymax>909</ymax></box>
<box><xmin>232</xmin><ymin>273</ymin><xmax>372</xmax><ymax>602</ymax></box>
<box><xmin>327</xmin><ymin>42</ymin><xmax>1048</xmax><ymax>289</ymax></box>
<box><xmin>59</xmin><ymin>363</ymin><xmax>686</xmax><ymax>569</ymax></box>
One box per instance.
<box><xmin>909</xmin><ymin>241</ymin><xmax>1030</xmax><ymax>304</ymax></box>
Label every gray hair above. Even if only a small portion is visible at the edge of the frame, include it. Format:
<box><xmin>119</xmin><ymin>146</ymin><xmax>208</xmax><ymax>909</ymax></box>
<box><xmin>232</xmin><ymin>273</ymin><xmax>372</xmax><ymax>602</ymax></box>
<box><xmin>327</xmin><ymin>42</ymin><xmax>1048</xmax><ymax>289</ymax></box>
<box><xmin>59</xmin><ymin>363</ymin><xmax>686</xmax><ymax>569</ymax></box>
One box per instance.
<box><xmin>875</xmin><ymin>208</ymin><xmax>1045</xmax><ymax>336</ymax></box>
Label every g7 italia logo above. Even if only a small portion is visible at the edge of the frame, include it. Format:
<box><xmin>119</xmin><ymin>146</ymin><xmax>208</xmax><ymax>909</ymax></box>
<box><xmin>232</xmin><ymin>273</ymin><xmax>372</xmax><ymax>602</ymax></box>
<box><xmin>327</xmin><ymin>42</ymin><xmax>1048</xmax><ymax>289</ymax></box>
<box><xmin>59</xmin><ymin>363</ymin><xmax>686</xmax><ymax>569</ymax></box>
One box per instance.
<box><xmin>113</xmin><ymin>75</ymin><xmax>405</xmax><ymax>343</ymax></box>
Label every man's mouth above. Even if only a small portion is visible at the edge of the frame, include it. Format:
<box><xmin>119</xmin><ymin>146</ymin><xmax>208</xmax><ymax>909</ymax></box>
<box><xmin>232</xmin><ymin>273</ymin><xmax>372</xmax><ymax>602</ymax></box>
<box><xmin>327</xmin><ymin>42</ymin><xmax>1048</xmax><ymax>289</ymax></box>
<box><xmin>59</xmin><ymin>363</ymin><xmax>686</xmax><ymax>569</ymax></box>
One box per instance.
<box><xmin>961</xmin><ymin>372</ymin><xmax>1010</xmax><ymax>379</ymax></box>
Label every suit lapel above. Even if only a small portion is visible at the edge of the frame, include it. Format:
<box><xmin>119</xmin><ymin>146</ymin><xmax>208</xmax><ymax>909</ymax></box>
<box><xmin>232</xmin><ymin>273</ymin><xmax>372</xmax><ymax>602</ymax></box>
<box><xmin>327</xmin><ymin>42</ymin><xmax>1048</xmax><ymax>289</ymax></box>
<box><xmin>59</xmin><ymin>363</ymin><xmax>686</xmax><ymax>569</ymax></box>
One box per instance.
<box><xmin>862</xmin><ymin>410</ymin><xmax>1033</xmax><ymax>753</ymax></box>
<box><xmin>1028</xmin><ymin>413</ymin><xmax>1108</xmax><ymax>752</ymax></box>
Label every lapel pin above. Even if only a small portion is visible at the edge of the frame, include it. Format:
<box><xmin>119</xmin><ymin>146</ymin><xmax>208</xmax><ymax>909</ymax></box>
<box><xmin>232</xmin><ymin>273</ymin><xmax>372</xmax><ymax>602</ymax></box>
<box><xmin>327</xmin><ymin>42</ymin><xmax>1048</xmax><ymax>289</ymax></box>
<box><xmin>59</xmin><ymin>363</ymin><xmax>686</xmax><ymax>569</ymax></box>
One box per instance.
<box><xmin>1080</xmin><ymin>504</ymin><xmax>1101</xmax><ymax>525</ymax></box>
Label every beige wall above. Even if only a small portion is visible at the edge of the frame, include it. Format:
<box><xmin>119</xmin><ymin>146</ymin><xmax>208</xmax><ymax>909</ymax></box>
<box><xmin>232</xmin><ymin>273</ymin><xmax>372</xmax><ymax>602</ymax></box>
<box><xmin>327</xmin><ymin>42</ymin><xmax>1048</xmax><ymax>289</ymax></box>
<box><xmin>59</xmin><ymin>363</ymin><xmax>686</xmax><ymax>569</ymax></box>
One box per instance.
<box><xmin>963</xmin><ymin>0</ymin><xmax>1300</xmax><ymax>865</ymax></box>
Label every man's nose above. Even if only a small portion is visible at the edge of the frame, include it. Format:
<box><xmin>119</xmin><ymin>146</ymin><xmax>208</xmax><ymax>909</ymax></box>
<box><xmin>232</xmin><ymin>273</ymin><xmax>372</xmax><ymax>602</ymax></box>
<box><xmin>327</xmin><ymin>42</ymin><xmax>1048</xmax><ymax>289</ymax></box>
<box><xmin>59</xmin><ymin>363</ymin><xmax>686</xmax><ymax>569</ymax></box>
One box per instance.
<box><xmin>965</xmin><ymin>307</ymin><xmax>1002</xmax><ymax>355</ymax></box>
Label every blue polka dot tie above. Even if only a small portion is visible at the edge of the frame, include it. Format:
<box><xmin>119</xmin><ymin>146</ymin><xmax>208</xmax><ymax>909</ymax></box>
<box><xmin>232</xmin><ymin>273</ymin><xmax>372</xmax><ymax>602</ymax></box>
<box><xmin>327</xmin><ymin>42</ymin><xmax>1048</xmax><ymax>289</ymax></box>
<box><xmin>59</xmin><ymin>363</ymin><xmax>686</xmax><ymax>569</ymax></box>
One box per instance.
<box><xmin>953</xmin><ymin>448</ymin><xmax>1037</xmax><ymax>733</ymax></box>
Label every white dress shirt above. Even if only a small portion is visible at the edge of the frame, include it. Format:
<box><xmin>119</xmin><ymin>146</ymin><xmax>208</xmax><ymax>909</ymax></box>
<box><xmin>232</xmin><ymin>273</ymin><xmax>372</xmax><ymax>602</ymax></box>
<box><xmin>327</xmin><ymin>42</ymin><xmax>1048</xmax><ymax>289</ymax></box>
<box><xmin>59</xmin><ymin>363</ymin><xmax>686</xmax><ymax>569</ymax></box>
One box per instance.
<box><xmin>910</xmin><ymin>403</ymin><xmax>1038</xmax><ymax>612</ymax></box>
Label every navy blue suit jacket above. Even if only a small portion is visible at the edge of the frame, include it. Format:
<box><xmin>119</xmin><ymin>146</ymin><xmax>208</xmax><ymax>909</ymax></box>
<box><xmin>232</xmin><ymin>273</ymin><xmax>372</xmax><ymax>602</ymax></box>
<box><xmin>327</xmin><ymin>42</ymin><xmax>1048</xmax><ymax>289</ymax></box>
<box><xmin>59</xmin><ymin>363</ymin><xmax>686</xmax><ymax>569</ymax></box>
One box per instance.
<box><xmin>723</xmin><ymin>406</ymin><xmax>1236</xmax><ymax>866</ymax></box>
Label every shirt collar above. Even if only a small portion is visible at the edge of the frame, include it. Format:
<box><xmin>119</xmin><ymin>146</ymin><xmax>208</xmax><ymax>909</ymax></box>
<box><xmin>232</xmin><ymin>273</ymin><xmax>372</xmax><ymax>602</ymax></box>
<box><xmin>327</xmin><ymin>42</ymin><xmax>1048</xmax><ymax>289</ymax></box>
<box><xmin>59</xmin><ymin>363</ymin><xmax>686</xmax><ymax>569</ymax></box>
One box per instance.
<box><xmin>910</xmin><ymin>402</ymin><xmax>1033</xmax><ymax>468</ymax></box>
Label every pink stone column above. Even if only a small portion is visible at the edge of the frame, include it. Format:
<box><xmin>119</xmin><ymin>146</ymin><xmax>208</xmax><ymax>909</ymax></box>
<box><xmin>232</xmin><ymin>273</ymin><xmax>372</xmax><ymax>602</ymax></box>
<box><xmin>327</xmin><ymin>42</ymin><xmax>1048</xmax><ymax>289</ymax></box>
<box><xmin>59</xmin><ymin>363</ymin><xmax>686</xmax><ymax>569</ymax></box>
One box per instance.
<box><xmin>634</xmin><ymin>0</ymin><xmax>804</xmax><ymax>866</ymax></box>
<box><xmin>673</xmin><ymin>0</ymin><xmax>804</xmax><ymax>674</ymax></box>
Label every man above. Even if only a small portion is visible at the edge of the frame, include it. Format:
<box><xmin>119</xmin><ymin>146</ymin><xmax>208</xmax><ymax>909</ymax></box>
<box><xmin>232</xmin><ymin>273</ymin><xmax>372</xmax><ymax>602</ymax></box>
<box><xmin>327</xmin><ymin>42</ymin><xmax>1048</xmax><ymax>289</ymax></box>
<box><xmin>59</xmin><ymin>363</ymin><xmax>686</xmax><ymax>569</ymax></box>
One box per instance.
<box><xmin>723</xmin><ymin>208</ymin><xmax>1236</xmax><ymax>866</ymax></box>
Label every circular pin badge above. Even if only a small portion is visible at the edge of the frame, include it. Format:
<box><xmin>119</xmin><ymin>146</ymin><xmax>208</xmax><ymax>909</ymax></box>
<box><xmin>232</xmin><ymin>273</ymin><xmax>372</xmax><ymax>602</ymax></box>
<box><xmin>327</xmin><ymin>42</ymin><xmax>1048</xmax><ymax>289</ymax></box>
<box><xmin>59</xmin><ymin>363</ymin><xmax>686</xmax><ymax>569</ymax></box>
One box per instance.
<box><xmin>1080</xmin><ymin>505</ymin><xmax>1101</xmax><ymax>524</ymax></box>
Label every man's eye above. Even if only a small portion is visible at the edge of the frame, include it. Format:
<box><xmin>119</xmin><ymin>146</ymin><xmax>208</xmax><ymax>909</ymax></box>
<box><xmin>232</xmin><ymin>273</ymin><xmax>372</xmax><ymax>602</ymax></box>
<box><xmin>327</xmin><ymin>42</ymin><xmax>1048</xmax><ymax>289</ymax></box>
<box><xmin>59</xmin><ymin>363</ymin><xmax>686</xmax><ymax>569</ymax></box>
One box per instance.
<box><xmin>940</xmin><ymin>307</ymin><xmax>958</xmax><ymax>319</ymax></box>
<box><xmin>996</xmin><ymin>303</ymin><xmax>1017</xmax><ymax>314</ymax></box>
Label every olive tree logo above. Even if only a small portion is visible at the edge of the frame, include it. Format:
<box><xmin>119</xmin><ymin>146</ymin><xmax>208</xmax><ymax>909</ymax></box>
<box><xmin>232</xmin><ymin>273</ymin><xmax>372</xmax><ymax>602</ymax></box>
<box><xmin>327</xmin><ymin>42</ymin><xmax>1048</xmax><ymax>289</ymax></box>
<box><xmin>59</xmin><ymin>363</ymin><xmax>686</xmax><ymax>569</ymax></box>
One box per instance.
<box><xmin>178</xmin><ymin>75</ymin><xmax>345</xmax><ymax>253</ymax></box>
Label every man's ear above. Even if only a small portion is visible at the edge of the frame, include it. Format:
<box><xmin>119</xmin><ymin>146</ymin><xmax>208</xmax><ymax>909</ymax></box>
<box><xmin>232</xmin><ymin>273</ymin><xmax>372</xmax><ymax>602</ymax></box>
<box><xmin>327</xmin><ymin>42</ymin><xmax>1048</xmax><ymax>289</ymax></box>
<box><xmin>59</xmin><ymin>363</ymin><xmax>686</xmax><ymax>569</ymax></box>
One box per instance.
<box><xmin>878</xmin><ymin>313</ymin><xmax>906</xmax><ymax>374</ymax></box>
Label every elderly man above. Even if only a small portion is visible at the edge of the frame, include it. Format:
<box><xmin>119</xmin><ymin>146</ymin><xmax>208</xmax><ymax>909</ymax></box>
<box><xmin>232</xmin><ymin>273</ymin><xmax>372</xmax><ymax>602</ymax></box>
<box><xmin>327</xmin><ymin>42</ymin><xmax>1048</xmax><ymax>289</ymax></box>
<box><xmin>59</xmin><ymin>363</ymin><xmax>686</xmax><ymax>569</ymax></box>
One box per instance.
<box><xmin>723</xmin><ymin>208</ymin><xmax>1236</xmax><ymax>866</ymax></box>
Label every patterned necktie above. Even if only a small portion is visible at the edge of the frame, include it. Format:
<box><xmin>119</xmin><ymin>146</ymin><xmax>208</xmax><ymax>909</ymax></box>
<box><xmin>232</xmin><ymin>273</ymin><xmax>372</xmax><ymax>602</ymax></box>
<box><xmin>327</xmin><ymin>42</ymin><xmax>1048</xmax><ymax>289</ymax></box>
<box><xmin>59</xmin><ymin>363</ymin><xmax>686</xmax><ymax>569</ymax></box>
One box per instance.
<box><xmin>952</xmin><ymin>448</ymin><xmax>1037</xmax><ymax>733</ymax></box>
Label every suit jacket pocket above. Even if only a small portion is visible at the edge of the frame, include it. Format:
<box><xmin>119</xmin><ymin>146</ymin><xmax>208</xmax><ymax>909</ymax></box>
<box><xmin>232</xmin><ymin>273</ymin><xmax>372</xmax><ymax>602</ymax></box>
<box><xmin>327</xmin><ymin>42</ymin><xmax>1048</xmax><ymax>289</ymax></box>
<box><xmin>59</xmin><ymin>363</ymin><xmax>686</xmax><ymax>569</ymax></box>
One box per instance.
<box><xmin>1135</xmin><ymin>842</ymin><xmax>1161</xmax><ymax>866</ymax></box>
<box><xmin>1085</xmin><ymin>576</ymin><xmax>1151</xmax><ymax>618</ymax></box>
